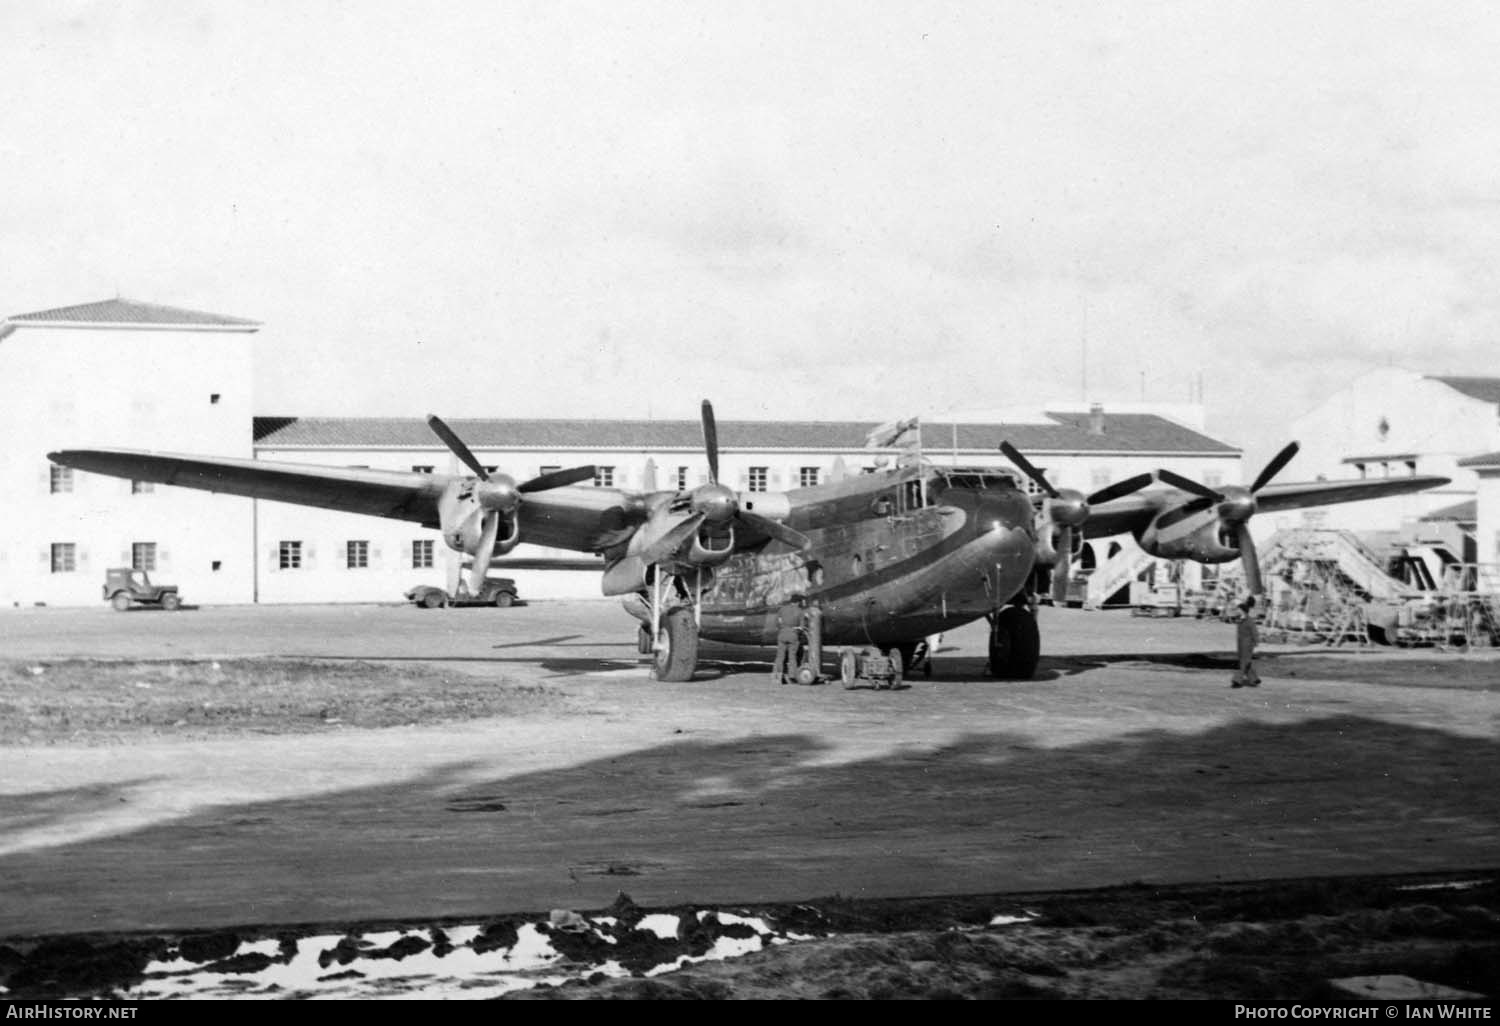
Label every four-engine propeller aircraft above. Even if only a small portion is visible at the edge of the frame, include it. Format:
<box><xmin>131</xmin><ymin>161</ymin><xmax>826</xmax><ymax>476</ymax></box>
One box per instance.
<box><xmin>49</xmin><ymin>402</ymin><xmax>1447</xmax><ymax>682</ymax></box>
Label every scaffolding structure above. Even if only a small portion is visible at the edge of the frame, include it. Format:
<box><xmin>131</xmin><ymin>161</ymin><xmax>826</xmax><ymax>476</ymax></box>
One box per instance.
<box><xmin>1248</xmin><ymin>530</ymin><xmax>1499</xmax><ymax>649</ymax></box>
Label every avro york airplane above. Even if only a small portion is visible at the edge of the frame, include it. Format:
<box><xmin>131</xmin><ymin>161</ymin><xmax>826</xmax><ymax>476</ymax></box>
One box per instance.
<box><xmin>50</xmin><ymin>401</ymin><xmax>1446</xmax><ymax>682</ymax></box>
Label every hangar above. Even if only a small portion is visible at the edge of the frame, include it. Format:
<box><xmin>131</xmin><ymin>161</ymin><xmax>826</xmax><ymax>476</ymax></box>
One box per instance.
<box><xmin>5</xmin><ymin>296</ymin><xmax>1242</xmax><ymax>608</ymax></box>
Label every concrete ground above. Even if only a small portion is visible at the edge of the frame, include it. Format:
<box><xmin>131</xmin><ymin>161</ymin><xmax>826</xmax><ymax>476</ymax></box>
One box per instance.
<box><xmin>1</xmin><ymin>600</ymin><xmax>1497</xmax><ymax>940</ymax></box>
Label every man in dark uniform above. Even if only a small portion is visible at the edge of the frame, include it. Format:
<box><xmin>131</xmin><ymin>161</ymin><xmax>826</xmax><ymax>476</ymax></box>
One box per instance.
<box><xmin>1231</xmin><ymin>595</ymin><xmax>1262</xmax><ymax>688</ymax></box>
<box><xmin>771</xmin><ymin>594</ymin><xmax>806</xmax><ymax>685</ymax></box>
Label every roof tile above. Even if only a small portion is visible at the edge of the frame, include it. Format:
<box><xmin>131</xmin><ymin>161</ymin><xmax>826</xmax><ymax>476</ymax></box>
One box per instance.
<box><xmin>253</xmin><ymin>413</ymin><xmax>1238</xmax><ymax>454</ymax></box>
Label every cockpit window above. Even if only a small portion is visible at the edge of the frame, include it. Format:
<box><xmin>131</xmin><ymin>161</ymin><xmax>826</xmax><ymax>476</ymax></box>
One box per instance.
<box><xmin>936</xmin><ymin>470</ymin><xmax>1021</xmax><ymax>491</ymax></box>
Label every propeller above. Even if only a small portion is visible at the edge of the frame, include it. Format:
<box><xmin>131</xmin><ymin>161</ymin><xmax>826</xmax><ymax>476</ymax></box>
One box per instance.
<box><xmin>670</xmin><ymin>400</ymin><xmax>810</xmax><ymax>555</ymax></box>
<box><xmin>1155</xmin><ymin>441</ymin><xmax>1301</xmax><ymax>596</ymax></box>
<box><xmin>427</xmin><ymin>414</ymin><xmax>597</xmax><ymax>593</ymax></box>
<box><xmin>1000</xmin><ymin>441</ymin><xmax>1154</xmax><ymax>603</ymax></box>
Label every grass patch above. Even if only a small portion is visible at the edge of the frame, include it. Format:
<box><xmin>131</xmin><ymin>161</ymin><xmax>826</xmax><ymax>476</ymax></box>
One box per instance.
<box><xmin>0</xmin><ymin>659</ymin><xmax>568</xmax><ymax>746</ymax></box>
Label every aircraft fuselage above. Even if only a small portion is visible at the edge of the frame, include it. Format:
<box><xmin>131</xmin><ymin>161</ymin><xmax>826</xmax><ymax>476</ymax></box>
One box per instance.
<box><xmin>695</xmin><ymin>466</ymin><xmax>1037</xmax><ymax>647</ymax></box>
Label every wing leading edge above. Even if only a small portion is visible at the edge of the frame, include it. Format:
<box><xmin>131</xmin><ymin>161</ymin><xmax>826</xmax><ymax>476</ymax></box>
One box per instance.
<box><xmin>49</xmin><ymin>449</ymin><xmax>453</xmax><ymax>527</ymax></box>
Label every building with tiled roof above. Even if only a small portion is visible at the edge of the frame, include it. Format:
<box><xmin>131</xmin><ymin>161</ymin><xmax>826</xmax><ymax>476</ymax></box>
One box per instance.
<box><xmin>2</xmin><ymin>298</ymin><xmax>260</xmax><ymax>608</ymax></box>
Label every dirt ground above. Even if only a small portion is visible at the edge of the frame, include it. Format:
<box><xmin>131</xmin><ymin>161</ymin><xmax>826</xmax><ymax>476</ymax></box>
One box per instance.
<box><xmin>0</xmin><ymin>601</ymin><xmax>1496</xmax><ymax>1000</ymax></box>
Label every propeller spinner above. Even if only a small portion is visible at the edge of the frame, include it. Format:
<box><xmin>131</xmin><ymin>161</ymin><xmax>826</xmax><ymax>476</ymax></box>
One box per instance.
<box><xmin>427</xmin><ymin>414</ymin><xmax>597</xmax><ymax>594</ymax></box>
<box><xmin>1154</xmin><ymin>441</ymin><xmax>1300</xmax><ymax>596</ymax></box>
<box><xmin>1000</xmin><ymin>441</ymin><xmax>1154</xmax><ymax>604</ymax></box>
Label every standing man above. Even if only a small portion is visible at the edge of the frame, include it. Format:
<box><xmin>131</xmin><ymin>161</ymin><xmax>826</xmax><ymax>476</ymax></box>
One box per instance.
<box><xmin>1232</xmin><ymin>595</ymin><xmax>1262</xmax><ymax>688</ymax></box>
<box><xmin>802</xmin><ymin>597</ymin><xmax>824</xmax><ymax>683</ymax></box>
<box><xmin>772</xmin><ymin>594</ymin><xmax>806</xmax><ymax>685</ymax></box>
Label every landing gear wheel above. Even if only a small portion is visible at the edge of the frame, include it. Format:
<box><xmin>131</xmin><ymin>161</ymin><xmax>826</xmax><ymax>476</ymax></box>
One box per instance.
<box><xmin>111</xmin><ymin>593</ymin><xmax>131</xmax><ymax>612</ymax></box>
<box><xmin>651</xmin><ymin>607</ymin><xmax>699</xmax><ymax>682</ymax></box>
<box><xmin>160</xmin><ymin>593</ymin><xmax>182</xmax><ymax>612</ymax></box>
<box><xmin>885</xmin><ymin>647</ymin><xmax>904</xmax><ymax>690</ymax></box>
<box><xmin>988</xmin><ymin>606</ymin><xmax>1040</xmax><ymax>680</ymax></box>
<box><xmin>840</xmin><ymin>649</ymin><xmax>858</xmax><ymax>689</ymax></box>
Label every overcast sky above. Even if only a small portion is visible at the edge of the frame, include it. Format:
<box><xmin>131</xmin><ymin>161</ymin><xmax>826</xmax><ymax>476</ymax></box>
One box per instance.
<box><xmin>4</xmin><ymin>1</ymin><xmax>1498</xmax><ymax>467</ymax></box>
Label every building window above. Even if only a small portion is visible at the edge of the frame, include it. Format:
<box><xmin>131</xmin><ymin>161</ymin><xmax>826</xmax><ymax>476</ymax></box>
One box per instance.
<box><xmin>131</xmin><ymin>479</ymin><xmax>155</xmax><ymax>494</ymax></box>
<box><xmin>747</xmin><ymin>467</ymin><xmax>769</xmax><ymax>492</ymax></box>
<box><xmin>131</xmin><ymin>542</ymin><xmax>157</xmax><ymax>572</ymax></box>
<box><xmin>412</xmin><ymin>539</ymin><xmax>434</xmax><ymax>569</ymax></box>
<box><xmin>346</xmin><ymin>540</ymin><xmax>369</xmax><ymax>569</ymax></box>
<box><xmin>210</xmin><ymin>393</ymin><xmax>220</xmax><ymax>405</ymax></box>
<box><xmin>278</xmin><ymin>541</ymin><xmax>302</xmax><ymax>570</ymax></box>
<box><xmin>594</xmin><ymin>466</ymin><xmax>615</xmax><ymax>487</ymax></box>
<box><xmin>799</xmin><ymin>467</ymin><xmax>821</xmax><ymax>488</ymax></box>
<box><xmin>411</xmin><ymin>465</ymin><xmax>434</xmax><ymax>474</ymax></box>
<box><xmin>676</xmin><ymin>466</ymin><xmax>689</xmax><ymax>491</ymax></box>
<box><xmin>1203</xmin><ymin>471</ymin><xmax>1223</xmax><ymax>489</ymax></box>
<box><xmin>50</xmin><ymin>543</ymin><xmax>76</xmax><ymax>573</ymax></box>
<box><xmin>49</xmin><ymin>465</ymin><xmax>73</xmax><ymax>494</ymax></box>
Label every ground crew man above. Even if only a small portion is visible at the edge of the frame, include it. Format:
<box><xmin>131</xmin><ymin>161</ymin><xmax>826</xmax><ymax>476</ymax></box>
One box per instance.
<box><xmin>1231</xmin><ymin>595</ymin><xmax>1262</xmax><ymax>688</ymax></box>
<box><xmin>771</xmin><ymin>594</ymin><xmax>806</xmax><ymax>685</ymax></box>
<box><xmin>802</xmin><ymin>598</ymin><xmax>824</xmax><ymax>681</ymax></box>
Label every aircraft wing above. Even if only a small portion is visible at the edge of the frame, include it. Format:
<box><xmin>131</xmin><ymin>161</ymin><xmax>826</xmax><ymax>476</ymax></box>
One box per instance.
<box><xmin>1076</xmin><ymin>492</ymin><xmax>1174</xmax><ymax>540</ymax></box>
<box><xmin>1075</xmin><ymin>474</ymin><xmax>1451</xmax><ymax>540</ymax></box>
<box><xmin>49</xmin><ymin>449</ymin><xmax>454</xmax><ymax>528</ymax></box>
<box><xmin>1252</xmin><ymin>474</ymin><xmax>1451</xmax><ymax>513</ymax></box>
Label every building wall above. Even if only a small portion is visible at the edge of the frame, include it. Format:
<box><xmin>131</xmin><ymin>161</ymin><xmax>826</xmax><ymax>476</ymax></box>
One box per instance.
<box><xmin>1</xmin><ymin>327</ymin><xmax>256</xmax><ymax>608</ymax></box>
<box><xmin>1279</xmin><ymin>367</ymin><xmax>1493</xmax><ymax>537</ymax></box>
<box><xmin>1476</xmin><ymin>471</ymin><xmax>1500</xmax><ymax>566</ymax></box>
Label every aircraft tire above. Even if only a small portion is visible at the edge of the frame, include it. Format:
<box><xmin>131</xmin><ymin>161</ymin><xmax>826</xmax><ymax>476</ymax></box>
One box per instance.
<box><xmin>989</xmin><ymin>606</ymin><xmax>1040</xmax><ymax>680</ymax></box>
<box><xmin>652</xmin><ymin>607</ymin><xmax>699</xmax><ymax>682</ymax></box>
<box><xmin>840</xmin><ymin>649</ymin><xmax>858</xmax><ymax>689</ymax></box>
<box><xmin>886</xmin><ymin>648</ymin><xmax>904</xmax><ymax>690</ymax></box>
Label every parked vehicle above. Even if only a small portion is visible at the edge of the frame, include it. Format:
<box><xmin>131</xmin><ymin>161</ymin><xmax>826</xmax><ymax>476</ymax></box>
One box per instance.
<box><xmin>405</xmin><ymin>577</ymin><xmax>519</xmax><ymax>609</ymax></box>
<box><xmin>103</xmin><ymin>567</ymin><xmax>182</xmax><ymax>611</ymax></box>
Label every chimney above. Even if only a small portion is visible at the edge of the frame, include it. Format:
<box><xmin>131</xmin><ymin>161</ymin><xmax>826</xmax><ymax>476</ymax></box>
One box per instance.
<box><xmin>1088</xmin><ymin>403</ymin><xmax>1105</xmax><ymax>435</ymax></box>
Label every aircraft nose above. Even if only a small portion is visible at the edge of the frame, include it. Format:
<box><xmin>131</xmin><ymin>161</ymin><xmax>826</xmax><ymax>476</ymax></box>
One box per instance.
<box><xmin>977</xmin><ymin>489</ymin><xmax>1035</xmax><ymax>538</ymax></box>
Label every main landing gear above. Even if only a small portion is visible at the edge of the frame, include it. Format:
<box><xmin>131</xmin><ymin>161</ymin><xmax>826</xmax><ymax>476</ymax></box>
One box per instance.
<box><xmin>987</xmin><ymin>603</ymin><xmax>1040</xmax><ymax>680</ymax></box>
<box><xmin>638</xmin><ymin>570</ymin><xmax>702</xmax><ymax>683</ymax></box>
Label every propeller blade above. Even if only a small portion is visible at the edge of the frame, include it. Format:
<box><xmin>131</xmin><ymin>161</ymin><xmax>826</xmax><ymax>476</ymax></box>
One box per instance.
<box><xmin>1051</xmin><ymin>526</ymin><xmax>1073</xmax><ymax>605</ymax></box>
<box><xmin>427</xmin><ymin>415</ymin><xmax>490</xmax><ymax>480</ymax></box>
<box><xmin>1237</xmin><ymin>522</ymin><xmax>1263</xmax><ymax>596</ymax></box>
<box><xmin>740</xmin><ymin>510</ymin><xmax>810</xmax><ymax>551</ymax></box>
<box><xmin>1251</xmin><ymin>441</ymin><xmax>1301</xmax><ymax>493</ymax></box>
<box><xmin>999</xmin><ymin>441</ymin><xmax>1059</xmax><ymax>498</ymax></box>
<box><xmin>469</xmin><ymin>511</ymin><xmax>501</xmax><ymax>595</ymax></box>
<box><xmin>701</xmin><ymin>400</ymin><xmax>720</xmax><ymax>485</ymax></box>
<box><xmin>1086</xmin><ymin>473</ymin><xmax>1154</xmax><ymax>506</ymax></box>
<box><xmin>519</xmin><ymin>465</ymin><xmax>597</xmax><ymax>492</ymax></box>
<box><xmin>1156</xmin><ymin>469</ymin><xmax>1222</xmax><ymax>501</ymax></box>
<box><xmin>642</xmin><ymin>512</ymin><xmax>706</xmax><ymax>565</ymax></box>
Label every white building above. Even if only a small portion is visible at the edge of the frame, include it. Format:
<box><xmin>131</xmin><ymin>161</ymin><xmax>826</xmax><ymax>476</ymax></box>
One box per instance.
<box><xmin>4</xmin><ymin>295</ymin><xmax>1251</xmax><ymax>607</ymax></box>
<box><xmin>1279</xmin><ymin>367</ymin><xmax>1498</xmax><ymax>546</ymax></box>
<box><xmin>1</xmin><ymin>299</ymin><xmax>260</xmax><ymax>609</ymax></box>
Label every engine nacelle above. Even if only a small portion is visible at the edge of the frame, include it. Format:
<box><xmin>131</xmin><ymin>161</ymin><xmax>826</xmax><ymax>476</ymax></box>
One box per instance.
<box><xmin>443</xmin><ymin>508</ymin><xmax>521</xmax><ymax>556</ymax></box>
<box><xmin>688</xmin><ymin>525</ymin><xmax>736</xmax><ymax>567</ymax></box>
<box><xmin>1137</xmin><ymin>514</ymin><xmax>1239</xmax><ymax>564</ymax></box>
